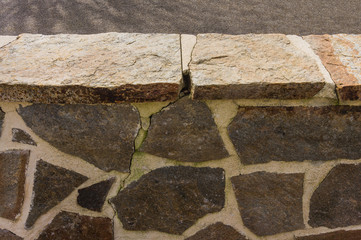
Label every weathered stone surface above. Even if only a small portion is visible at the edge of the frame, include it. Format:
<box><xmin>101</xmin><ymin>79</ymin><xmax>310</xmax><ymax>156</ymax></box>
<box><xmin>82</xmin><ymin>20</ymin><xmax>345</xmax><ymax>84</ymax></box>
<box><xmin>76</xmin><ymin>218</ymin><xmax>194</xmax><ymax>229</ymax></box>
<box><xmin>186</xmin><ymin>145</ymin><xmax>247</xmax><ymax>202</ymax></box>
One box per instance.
<box><xmin>0</xmin><ymin>108</ymin><xmax>4</xmax><ymax>137</ymax></box>
<box><xmin>140</xmin><ymin>98</ymin><xmax>228</xmax><ymax>162</ymax></box>
<box><xmin>26</xmin><ymin>160</ymin><xmax>88</xmax><ymax>228</ymax></box>
<box><xmin>37</xmin><ymin>211</ymin><xmax>113</xmax><ymax>240</ymax></box>
<box><xmin>231</xmin><ymin>172</ymin><xmax>304</xmax><ymax>236</ymax></box>
<box><xmin>0</xmin><ymin>229</ymin><xmax>22</xmax><ymax>240</ymax></box>
<box><xmin>0</xmin><ymin>150</ymin><xmax>29</xmax><ymax>220</ymax></box>
<box><xmin>77</xmin><ymin>178</ymin><xmax>115</xmax><ymax>212</ymax></box>
<box><xmin>296</xmin><ymin>229</ymin><xmax>361</xmax><ymax>240</ymax></box>
<box><xmin>304</xmin><ymin>35</ymin><xmax>361</xmax><ymax>101</ymax></box>
<box><xmin>309</xmin><ymin>164</ymin><xmax>361</xmax><ymax>228</ymax></box>
<box><xmin>12</xmin><ymin>128</ymin><xmax>36</xmax><ymax>146</ymax></box>
<box><xmin>110</xmin><ymin>166</ymin><xmax>225</xmax><ymax>235</ymax></box>
<box><xmin>0</xmin><ymin>33</ymin><xmax>181</xmax><ymax>103</ymax></box>
<box><xmin>228</xmin><ymin>106</ymin><xmax>361</xmax><ymax>165</ymax></box>
<box><xmin>190</xmin><ymin>34</ymin><xmax>326</xmax><ymax>100</ymax></box>
<box><xmin>186</xmin><ymin>222</ymin><xmax>247</xmax><ymax>240</ymax></box>
<box><xmin>18</xmin><ymin>104</ymin><xmax>140</xmax><ymax>172</ymax></box>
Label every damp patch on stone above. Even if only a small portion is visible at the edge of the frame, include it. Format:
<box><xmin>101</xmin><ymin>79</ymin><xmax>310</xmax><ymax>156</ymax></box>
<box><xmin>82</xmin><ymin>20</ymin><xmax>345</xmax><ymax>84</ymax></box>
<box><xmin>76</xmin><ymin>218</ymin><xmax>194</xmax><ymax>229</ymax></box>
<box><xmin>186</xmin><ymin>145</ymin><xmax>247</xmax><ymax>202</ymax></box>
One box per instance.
<box><xmin>0</xmin><ymin>150</ymin><xmax>30</xmax><ymax>221</ymax></box>
<box><xmin>0</xmin><ymin>108</ymin><xmax>4</xmax><ymax>137</ymax></box>
<box><xmin>110</xmin><ymin>166</ymin><xmax>225</xmax><ymax>235</ymax></box>
<box><xmin>231</xmin><ymin>172</ymin><xmax>304</xmax><ymax>236</ymax></box>
<box><xmin>296</xmin><ymin>229</ymin><xmax>361</xmax><ymax>240</ymax></box>
<box><xmin>140</xmin><ymin>97</ymin><xmax>229</xmax><ymax>162</ymax></box>
<box><xmin>12</xmin><ymin>128</ymin><xmax>37</xmax><ymax>146</ymax></box>
<box><xmin>18</xmin><ymin>104</ymin><xmax>140</xmax><ymax>172</ymax></box>
<box><xmin>77</xmin><ymin>178</ymin><xmax>115</xmax><ymax>212</ymax></box>
<box><xmin>185</xmin><ymin>222</ymin><xmax>247</xmax><ymax>240</ymax></box>
<box><xmin>0</xmin><ymin>229</ymin><xmax>23</xmax><ymax>240</ymax></box>
<box><xmin>36</xmin><ymin>211</ymin><xmax>113</xmax><ymax>240</ymax></box>
<box><xmin>228</xmin><ymin>106</ymin><xmax>361</xmax><ymax>164</ymax></box>
<box><xmin>309</xmin><ymin>164</ymin><xmax>361</xmax><ymax>228</ymax></box>
<box><xmin>26</xmin><ymin>160</ymin><xmax>88</xmax><ymax>228</ymax></box>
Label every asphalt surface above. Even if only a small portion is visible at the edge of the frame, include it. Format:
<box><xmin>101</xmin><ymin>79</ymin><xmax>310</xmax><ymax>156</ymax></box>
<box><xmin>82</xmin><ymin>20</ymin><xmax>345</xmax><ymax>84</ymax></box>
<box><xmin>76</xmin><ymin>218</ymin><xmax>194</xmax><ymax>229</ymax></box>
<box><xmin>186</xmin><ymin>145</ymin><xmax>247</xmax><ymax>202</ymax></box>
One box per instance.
<box><xmin>1</xmin><ymin>0</ymin><xmax>361</xmax><ymax>35</ymax></box>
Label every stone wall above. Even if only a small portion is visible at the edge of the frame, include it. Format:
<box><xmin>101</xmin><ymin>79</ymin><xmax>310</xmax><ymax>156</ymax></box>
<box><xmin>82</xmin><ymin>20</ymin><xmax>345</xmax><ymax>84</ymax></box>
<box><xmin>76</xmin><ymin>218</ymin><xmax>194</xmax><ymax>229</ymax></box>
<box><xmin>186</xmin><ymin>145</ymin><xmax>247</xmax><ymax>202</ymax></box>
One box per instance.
<box><xmin>0</xmin><ymin>33</ymin><xmax>361</xmax><ymax>239</ymax></box>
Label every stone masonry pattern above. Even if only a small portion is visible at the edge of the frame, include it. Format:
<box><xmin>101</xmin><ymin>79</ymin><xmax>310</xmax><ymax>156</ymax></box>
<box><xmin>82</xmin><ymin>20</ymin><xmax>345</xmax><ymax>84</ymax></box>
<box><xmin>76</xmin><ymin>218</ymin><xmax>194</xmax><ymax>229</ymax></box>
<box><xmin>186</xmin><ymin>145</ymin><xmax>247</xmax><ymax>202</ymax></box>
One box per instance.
<box><xmin>1</xmin><ymin>33</ymin><xmax>361</xmax><ymax>240</ymax></box>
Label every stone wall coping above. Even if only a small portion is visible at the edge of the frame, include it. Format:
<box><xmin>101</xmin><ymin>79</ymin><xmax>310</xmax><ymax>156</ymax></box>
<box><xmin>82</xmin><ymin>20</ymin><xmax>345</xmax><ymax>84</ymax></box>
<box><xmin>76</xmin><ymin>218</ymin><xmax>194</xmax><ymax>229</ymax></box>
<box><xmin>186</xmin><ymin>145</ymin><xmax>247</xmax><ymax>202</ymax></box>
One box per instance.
<box><xmin>0</xmin><ymin>33</ymin><xmax>360</xmax><ymax>104</ymax></box>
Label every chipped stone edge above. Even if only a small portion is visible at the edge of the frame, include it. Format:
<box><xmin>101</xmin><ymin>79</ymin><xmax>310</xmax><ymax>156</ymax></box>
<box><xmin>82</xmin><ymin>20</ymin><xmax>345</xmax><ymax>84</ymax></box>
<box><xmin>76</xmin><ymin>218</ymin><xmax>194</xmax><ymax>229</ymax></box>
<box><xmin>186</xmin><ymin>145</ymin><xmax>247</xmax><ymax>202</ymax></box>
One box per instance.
<box><xmin>0</xmin><ymin>36</ymin><xmax>17</xmax><ymax>48</ymax></box>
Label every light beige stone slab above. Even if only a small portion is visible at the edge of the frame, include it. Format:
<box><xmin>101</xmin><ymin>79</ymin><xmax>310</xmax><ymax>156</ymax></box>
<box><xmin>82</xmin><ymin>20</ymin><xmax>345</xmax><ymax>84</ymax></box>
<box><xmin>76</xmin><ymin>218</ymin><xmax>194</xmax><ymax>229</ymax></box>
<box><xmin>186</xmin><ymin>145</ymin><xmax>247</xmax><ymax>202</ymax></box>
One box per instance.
<box><xmin>181</xmin><ymin>34</ymin><xmax>196</xmax><ymax>73</ymax></box>
<box><xmin>0</xmin><ymin>33</ymin><xmax>182</xmax><ymax>103</ymax></box>
<box><xmin>190</xmin><ymin>34</ymin><xmax>327</xmax><ymax>100</ymax></box>
<box><xmin>0</xmin><ymin>36</ymin><xmax>17</xmax><ymax>48</ymax></box>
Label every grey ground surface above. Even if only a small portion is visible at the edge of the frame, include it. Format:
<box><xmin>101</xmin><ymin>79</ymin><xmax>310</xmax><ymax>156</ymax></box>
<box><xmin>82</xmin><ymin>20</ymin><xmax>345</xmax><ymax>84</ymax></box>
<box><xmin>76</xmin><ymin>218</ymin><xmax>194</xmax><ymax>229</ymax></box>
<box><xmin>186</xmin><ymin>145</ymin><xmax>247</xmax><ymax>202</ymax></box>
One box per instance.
<box><xmin>1</xmin><ymin>0</ymin><xmax>361</xmax><ymax>35</ymax></box>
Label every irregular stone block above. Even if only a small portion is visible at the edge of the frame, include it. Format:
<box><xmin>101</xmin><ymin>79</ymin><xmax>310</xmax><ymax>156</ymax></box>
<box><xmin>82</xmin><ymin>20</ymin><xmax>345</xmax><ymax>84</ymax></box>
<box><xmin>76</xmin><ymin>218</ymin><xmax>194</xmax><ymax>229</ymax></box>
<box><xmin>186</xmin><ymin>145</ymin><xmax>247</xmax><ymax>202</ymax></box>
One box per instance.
<box><xmin>140</xmin><ymin>98</ymin><xmax>228</xmax><ymax>162</ymax></box>
<box><xmin>0</xmin><ymin>108</ymin><xmax>4</xmax><ymax>137</ymax></box>
<box><xmin>0</xmin><ymin>150</ymin><xmax>29</xmax><ymax>220</ymax></box>
<box><xmin>296</xmin><ymin>229</ymin><xmax>361</xmax><ymax>240</ymax></box>
<box><xmin>12</xmin><ymin>128</ymin><xmax>36</xmax><ymax>146</ymax></box>
<box><xmin>36</xmin><ymin>211</ymin><xmax>113</xmax><ymax>240</ymax></box>
<box><xmin>26</xmin><ymin>160</ymin><xmax>88</xmax><ymax>228</ymax></box>
<box><xmin>309</xmin><ymin>164</ymin><xmax>361</xmax><ymax>228</ymax></box>
<box><xmin>190</xmin><ymin>34</ymin><xmax>325</xmax><ymax>100</ymax></box>
<box><xmin>304</xmin><ymin>35</ymin><xmax>361</xmax><ymax>101</ymax></box>
<box><xmin>228</xmin><ymin>106</ymin><xmax>361</xmax><ymax>164</ymax></box>
<box><xmin>77</xmin><ymin>178</ymin><xmax>115</xmax><ymax>212</ymax></box>
<box><xmin>110</xmin><ymin>166</ymin><xmax>225</xmax><ymax>235</ymax></box>
<box><xmin>185</xmin><ymin>222</ymin><xmax>247</xmax><ymax>240</ymax></box>
<box><xmin>0</xmin><ymin>33</ymin><xmax>182</xmax><ymax>103</ymax></box>
<box><xmin>18</xmin><ymin>104</ymin><xmax>140</xmax><ymax>172</ymax></box>
<box><xmin>231</xmin><ymin>172</ymin><xmax>304</xmax><ymax>236</ymax></box>
<box><xmin>0</xmin><ymin>229</ymin><xmax>22</xmax><ymax>240</ymax></box>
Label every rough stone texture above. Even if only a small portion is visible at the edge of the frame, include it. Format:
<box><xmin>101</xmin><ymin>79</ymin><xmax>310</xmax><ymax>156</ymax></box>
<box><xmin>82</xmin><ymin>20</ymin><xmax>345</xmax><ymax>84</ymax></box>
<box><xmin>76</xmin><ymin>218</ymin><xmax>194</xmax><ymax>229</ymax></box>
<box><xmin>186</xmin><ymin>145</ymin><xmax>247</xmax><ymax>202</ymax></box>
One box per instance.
<box><xmin>0</xmin><ymin>33</ymin><xmax>181</xmax><ymax>103</ymax></box>
<box><xmin>110</xmin><ymin>166</ymin><xmax>225</xmax><ymax>235</ymax></box>
<box><xmin>140</xmin><ymin>97</ymin><xmax>228</xmax><ymax>162</ymax></box>
<box><xmin>26</xmin><ymin>160</ymin><xmax>88</xmax><ymax>228</ymax></box>
<box><xmin>18</xmin><ymin>104</ymin><xmax>140</xmax><ymax>172</ymax></box>
<box><xmin>228</xmin><ymin>106</ymin><xmax>361</xmax><ymax>165</ymax></box>
<box><xmin>0</xmin><ymin>36</ymin><xmax>17</xmax><ymax>47</ymax></box>
<box><xmin>36</xmin><ymin>211</ymin><xmax>113</xmax><ymax>240</ymax></box>
<box><xmin>304</xmin><ymin>35</ymin><xmax>361</xmax><ymax>101</ymax></box>
<box><xmin>2</xmin><ymin>1</ymin><xmax>361</xmax><ymax>35</ymax></box>
<box><xmin>12</xmin><ymin>128</ymin><xmax>37</xmax><ymax>146</ymax></box>
<box><xmin>185</xmin><ymin>222</ymin><xmax>247</xmax><ymax>240</ymax></box>
<box><xmin>231</xmin><ymin>172</ymin><xmax>304</xmax><ymax>236</ymax></box>
<box><xmin>296</xmin><ymin>230</ymin><xmax>361</xmax><ymax>240</ymax></box>
<box><xmin>309</xmin><ymin>164</ymin><xmax>361</xmax><ymax>228</ymax></box>
<box><xmin>190</xmin><ymin>34</ymin><xmax>325</xmax><ymax>100</ymax></box>
<box><xmin>0</xmin><ymin>150</ymin><xmax>29</xmax><ymax>221</ymax></box>
<box><xmin>77</xmin><ymin>178</ymin><xmax>115</xmax><ymax>212</ymax></box>
<box><xmin>0</xmin><ymin>229</ymin><xmax>22</xmax><ymax>240</ymax></box>
<box><xmin>0</xmin><ymin>108</ymin><xmax>4</xmax><ymax>137</ymax></box>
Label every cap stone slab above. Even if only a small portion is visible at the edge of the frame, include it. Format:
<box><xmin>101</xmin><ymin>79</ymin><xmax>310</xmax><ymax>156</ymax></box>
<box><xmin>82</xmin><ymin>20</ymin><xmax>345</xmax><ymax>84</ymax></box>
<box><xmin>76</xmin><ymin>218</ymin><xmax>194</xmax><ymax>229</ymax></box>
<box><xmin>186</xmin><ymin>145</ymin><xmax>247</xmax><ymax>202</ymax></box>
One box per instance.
<box><xmin>190</xmin><ymin>34</ymin><xmax>326</xmax><ymax>100</ymax></box>
<box><xmin>304</xmin><ymin>34</ymin><xmax>361</xmax><ymax>101</ymax></box>
<box><xmin>0</xmin><ymin>33</ymin><xmax>182</xmax><ymax>103</ymax></box>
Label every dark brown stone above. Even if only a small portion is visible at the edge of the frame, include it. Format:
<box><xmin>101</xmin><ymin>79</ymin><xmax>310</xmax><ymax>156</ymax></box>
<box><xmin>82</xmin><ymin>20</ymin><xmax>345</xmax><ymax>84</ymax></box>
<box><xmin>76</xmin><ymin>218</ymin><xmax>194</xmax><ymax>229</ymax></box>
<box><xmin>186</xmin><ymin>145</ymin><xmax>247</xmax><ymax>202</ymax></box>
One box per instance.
<box><xmin>0</xmin><ymin>150</ymin><xmax>29</xmax><ymax>220</ymax></box>
<box><xmin>228</xmin><ymin>106</ymin><xmax>361</xmax><ymax>165</ymax></box>
<box><xmin>231</xmin><ymin>172</ymin><xmax>304</xmax><ymax>236</ymax></box>
<box><xmin>0</xmin><ymin>229</ymin><xmax>23</xmax><ymax>240</ymax></box>
<box><xmin>309</xmin><ymin>164</ymin><xmax>361</xmax><ymax>228</ymax></box>
<box><xmin>12</xmin><ymin>128</ymin><xmax>37</xmax><ymax>146</ymax></box>
<box><xmin>36</xmin><ymin>211</ymin><xmax>113</xmax><ymax>240</ymax></box>
<box><xmin>185</xmin><ymin>222</ymin><xmax>247</xmax><ymax>240</ymax></box>
<box><xmin>296</xmin><ymin>229</ymin><xmax>361</xmax><ymax>240</ymax></box>
<box><xmin>0</xmin><ymin>108</ymin><xmax>4</xmax><ymax>137</ymax></box>
<box><xmin>77</xmin><ymin>178</ymin><xmax>115</xmax><ymax>212</ymax></box>
<box><xmin>110</xmin><ymin>166</ymin><xmax>225</xmax><ymax>235</ymax></box>
<box><xmin>140</xmin><ymin>97</ymin><xmax>228</xmax><ymax>162</ymax></box>
<box><xmin>18</xmin><ymin>104</ymin><xmax>140</xmax><ymax>172</ymax></box>
<box><xmin>26</xmin><ymin>160</ymin><xmax>88</xmax><ymax>228</ymax></box>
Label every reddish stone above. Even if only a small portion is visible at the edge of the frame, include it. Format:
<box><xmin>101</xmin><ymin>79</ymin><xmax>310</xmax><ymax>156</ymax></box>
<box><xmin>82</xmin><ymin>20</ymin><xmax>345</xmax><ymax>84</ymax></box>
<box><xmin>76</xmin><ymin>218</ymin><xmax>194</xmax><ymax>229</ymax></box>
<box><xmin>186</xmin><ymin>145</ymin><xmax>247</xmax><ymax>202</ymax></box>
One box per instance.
<box><xmin>186</xmin><ymin>222</ymin><xmax>247</xmax><ymax>240</ymax></box>
<box><xmin>296</xmin><ymin>229</ymin><xmax>361</xmax><ymax>240</ymax></box>
<box><xmin>36</xmin><ymin>211</ymin><xmax>113</xmax><ymax>240</ymax></box>
<box><xmin>0</xmin><ymin>150</ymin><xmax>29</xmax><ymax>220</ymax></box>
